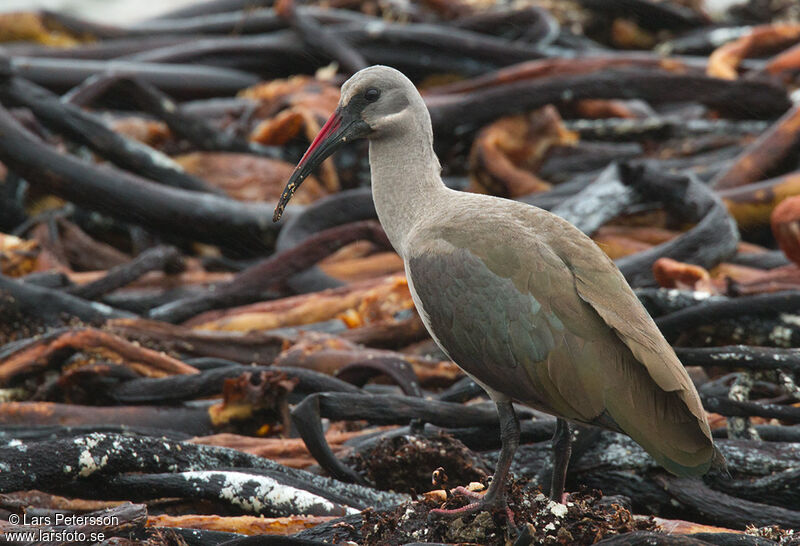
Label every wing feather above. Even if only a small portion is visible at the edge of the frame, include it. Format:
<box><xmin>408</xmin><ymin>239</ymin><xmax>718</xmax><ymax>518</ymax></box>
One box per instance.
<box><xmin>404</xmin><ymin>201</ymin><xmax>716</xmax><ymax>475</ymax></box>
<box><xmin>548</xmin><ymin>229</ymin><xmax>712</xmax><ymax>441</ymax></box>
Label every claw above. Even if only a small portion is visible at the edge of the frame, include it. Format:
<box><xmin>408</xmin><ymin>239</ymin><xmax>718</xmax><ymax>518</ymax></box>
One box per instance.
<box><xmin>427</xmin><ymin>487</ymin><xmax>516</xmax><ymax>531</ymax></box>
<box><xmin>428</xmin><ymin>498</ymin><xmax>493</xmax><ymax>520</ymax></box>
<box><xmin>449</xmin><ymin>485</ymin><xmax>484</xmax><ymax>500</ymax></box>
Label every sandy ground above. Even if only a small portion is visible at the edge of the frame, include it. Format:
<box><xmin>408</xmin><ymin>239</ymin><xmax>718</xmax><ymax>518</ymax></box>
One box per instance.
<box><xmin>0</xmin><ymin>0</ymin><xmax>200</xmax><ymax>22</ymax></box>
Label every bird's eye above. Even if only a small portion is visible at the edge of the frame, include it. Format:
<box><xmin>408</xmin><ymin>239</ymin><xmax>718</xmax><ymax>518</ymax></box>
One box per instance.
<box><xmin>364</xmin><ymin>88</ymin><xmax>380</xmax><ymax>102</ymax></box>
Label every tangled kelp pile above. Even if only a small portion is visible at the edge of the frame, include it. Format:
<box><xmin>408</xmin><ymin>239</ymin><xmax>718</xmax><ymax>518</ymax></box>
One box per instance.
<box><xmin>1</xmin><ymin>0</ymin><xmax>800</xmax><ymax>545</ymax></box>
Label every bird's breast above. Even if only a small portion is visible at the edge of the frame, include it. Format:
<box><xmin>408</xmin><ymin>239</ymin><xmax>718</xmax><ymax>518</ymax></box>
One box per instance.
<box><xmin>404</xmin><ymin>259</ymin><xmax>451</xmax><ymax>359</ymax></box>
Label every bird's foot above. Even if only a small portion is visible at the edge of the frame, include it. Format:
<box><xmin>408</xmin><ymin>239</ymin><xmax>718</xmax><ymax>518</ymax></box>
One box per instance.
<box><xmin>550</xmin><ymin>491</ymin><xmax>571</xmax><ymax>505</ymax></box>
<box><xmin>428</xmin><ymin>487</ymin><xmax>516</xmax><ymax>529</ymax></box>
<box><xmin>448</xmin><ymin>485</ymin><xmax>484</xmax><ymax>501</ymax></box>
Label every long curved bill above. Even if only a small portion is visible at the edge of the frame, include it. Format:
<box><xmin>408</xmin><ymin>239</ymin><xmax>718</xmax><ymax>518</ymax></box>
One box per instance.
<box><xmin>273</xmin><ymin>108</ymin><xmax>368</xmax><ymax>222</ymax></box>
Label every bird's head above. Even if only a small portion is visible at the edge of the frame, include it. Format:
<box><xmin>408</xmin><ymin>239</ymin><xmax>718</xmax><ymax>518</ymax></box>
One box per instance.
<box><xmin>273</xmin><ymin>65</ymin><xmax>421</xmax><ymax>222</ymax></box>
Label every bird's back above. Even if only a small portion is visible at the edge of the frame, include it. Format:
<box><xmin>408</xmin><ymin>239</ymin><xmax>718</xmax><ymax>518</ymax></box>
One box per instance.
<box><xmin>405</xmin><ymin>191</ymin><xmax>719</xmax><ymax>476</ymax></box>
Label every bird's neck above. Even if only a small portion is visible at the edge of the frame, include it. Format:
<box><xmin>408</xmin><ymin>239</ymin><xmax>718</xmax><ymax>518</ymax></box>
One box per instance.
<box><xmin>369</xmin><ymin>124</ymin><xmax>444</xmax><ymax>257</ymax></box>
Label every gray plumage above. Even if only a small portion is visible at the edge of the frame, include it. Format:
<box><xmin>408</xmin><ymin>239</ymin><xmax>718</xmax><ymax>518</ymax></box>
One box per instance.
<box><xmin>275</xmin><ymin>65</ymin><xmax>722</xmax><ymax>510</ymax></box>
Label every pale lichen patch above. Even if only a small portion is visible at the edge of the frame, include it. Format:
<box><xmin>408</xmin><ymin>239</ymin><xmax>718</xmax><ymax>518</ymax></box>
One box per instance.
<box><xmin>73</xmin><ymin>434</ymin><xmax>110</xmax><ymax>477</ymax></box>
<box><xmin>769</xmin><ymin>325</ymin><xmax>793</xmax><ymax>346</ymax></box>
<box><xmin>6</xmin><ymin>439</ymin><xmax>26</xmax><ymax>451</ymax></box>
<box><xmin>181</xmin><ymin>471</ymin><xmax>358</xmax><ymax>516</ymax></box>
<box><xmin>549</xmin><ymin>501</ymin><xmax>569</xmax><ymax>518</ymax></box>
<box><xmin>77</xmin><ymin>449</ymin><xmax>108</xmax><ymax>477</ymax></box>
<box><xmin>779</xmin><ymin>313</ymin><xmax>800</xmax><ymax>328</ymax></box>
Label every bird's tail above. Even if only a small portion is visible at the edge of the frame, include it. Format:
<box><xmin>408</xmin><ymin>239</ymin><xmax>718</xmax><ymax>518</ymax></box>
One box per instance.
<box><xmin>711</xmin><ymin>445</ymin><xmax>730</xmax><ymax>478</ymax></box>
<box><xmin>602</xmin><ymin>360</ymin><xmax>717</xmax><ymax>477</ymax></box>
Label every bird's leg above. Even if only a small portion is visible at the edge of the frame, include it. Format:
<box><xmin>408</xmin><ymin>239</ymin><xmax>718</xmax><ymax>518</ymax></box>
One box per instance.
<box><xmin>550</xmin><ymin>418</ymin><xmax>572</xmax><ymax>503</ymax></box>
<box><xmin>484</xmin><ymin>399</ymin><xmax>520</xmax><ymax>506</ymax></box>
<box><xmin>429</xmin><ymin>398</ymin><xmax>519</xmax><ymax>522</ymax></box>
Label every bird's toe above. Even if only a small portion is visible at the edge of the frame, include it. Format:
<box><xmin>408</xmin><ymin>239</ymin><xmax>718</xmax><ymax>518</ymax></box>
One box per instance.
<box><xmin>427</xmin><ymin>488</ymin><xmax>514</xmax><ymax>525</ymax></box>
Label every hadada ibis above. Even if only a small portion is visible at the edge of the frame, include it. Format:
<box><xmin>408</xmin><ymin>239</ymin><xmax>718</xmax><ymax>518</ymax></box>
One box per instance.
<box><xmin>274</xmin><ymin>65</ymin><xmax>724</xmax><ymax>517</ymax></box>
